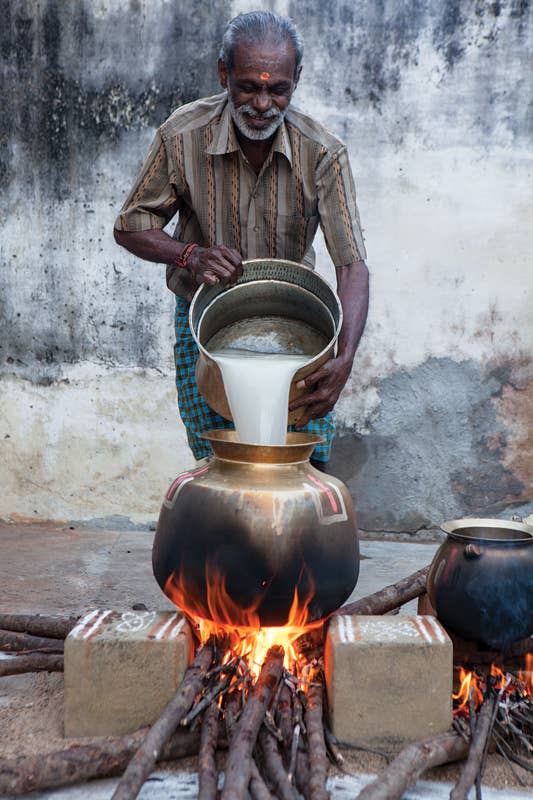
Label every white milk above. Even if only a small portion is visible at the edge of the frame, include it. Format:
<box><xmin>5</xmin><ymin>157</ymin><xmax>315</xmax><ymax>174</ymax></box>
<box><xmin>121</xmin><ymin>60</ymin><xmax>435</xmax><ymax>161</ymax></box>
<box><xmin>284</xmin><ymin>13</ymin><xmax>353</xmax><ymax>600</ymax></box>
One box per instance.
<box><xmin>205</xmin><ymin>317</ymin><xmax>327</xmax><ymax>446</ymax></box>
<box><xmin>211</xmin><ymin>349</ymin><xmax>310</xmax><ymax>445</ymax></box>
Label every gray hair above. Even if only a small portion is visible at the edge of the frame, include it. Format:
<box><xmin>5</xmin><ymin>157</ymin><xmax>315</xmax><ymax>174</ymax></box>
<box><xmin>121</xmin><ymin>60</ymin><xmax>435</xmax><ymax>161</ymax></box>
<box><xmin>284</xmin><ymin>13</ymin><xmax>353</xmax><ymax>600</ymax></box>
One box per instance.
<box><xmin>219</xmin><ymin>11</ymin><xmax>304</xmax><ymax>77</ymax></box>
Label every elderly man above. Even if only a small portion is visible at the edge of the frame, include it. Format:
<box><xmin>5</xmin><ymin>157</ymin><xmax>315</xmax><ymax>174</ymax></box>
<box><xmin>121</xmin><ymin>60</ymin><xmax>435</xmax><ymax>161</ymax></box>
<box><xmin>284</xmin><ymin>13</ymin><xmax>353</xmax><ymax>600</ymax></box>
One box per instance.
<box><xmin>114</xmin><ymin>10</ymin><xmax>368</xmax><ymax>470</ymax></box>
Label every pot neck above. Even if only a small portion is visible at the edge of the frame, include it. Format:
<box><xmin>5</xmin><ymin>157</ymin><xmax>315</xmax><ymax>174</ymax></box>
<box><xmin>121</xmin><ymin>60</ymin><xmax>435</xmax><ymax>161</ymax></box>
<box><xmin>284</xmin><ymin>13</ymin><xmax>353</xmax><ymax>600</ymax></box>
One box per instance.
<box><xmin>201</xmin><ymin>430</ymin><xmax>323</xmax><ymax>465</ymax></box>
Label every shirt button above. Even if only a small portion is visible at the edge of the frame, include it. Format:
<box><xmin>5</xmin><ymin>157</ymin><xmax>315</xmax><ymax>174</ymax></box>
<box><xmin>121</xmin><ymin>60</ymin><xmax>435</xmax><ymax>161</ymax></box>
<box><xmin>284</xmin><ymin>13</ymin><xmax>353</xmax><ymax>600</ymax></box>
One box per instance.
<box><xmin>253</xmin><ymin>225</ymin><xmax>260</xmax><ymax>232</ymax></box>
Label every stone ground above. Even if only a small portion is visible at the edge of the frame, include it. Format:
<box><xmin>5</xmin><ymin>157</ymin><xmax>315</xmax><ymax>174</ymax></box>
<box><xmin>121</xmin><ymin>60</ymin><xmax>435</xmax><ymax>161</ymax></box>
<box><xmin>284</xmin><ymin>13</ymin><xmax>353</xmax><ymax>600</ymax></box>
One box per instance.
<box><xmin>0</xmin><ymin>522</ymin><xmax>531</xmax><ymax>799</ymax></box>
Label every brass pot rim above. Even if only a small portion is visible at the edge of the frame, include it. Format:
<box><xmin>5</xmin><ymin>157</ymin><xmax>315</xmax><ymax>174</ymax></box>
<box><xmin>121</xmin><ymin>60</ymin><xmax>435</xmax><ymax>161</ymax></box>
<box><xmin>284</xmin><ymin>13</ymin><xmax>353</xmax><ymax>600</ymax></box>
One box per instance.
<box><xmin>189</xmin><ymin>258</ymin><xmax>342</xmax><ymax>369</ymax></box>
<box><xmin>201</xmin><ymin>429</ymin><xmax>324</xmax><ymax>464</ymax></box>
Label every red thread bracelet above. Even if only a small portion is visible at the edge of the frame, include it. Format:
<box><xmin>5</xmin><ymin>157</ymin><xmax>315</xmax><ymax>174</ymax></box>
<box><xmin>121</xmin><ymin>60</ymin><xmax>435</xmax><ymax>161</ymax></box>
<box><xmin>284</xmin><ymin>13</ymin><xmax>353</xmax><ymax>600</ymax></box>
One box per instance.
<box><xmin>175</xmin><ymin>242</ymin><xmax>198</xmax><ymax>269</ymax></box>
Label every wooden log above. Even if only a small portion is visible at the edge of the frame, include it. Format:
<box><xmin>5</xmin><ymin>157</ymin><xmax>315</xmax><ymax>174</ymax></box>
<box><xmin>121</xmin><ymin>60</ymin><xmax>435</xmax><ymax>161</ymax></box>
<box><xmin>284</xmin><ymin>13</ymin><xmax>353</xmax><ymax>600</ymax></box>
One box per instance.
<box><xmin>0</xmin><ymin>614</ymin><xmax>79</xmax><ymax>639</ymax></box>
<box><xmin>335</xmin><ymin>566</ymin><xmax>430</xmax><ymax>617</ymax></box>
<box><xmin>258</xmin><ymin>727</ymin><xmax>298</xmax><ymax>800</ymax></box>
<box><xmin>295</xmin><ymin>750</ymin><xmax>310</xmax><ymax>798</ymax></box>
<box><xmin>275</xmin><ymin>684</ymin><xmax>293</xmax><ymax>756</ymax></box>
<box><xmin>221</xmin><ymin>645</ymin><xmax>284</xmax><ymax>800</ymax></box>
<box><xmin>0</xmin><ymin>727</ymin><xmax>201</xmax><ymax>796</ymax></box>
<box><xmin>110</xmin><ymin>642</ymin><xmax>214</xmax><ymax>800</ymax></box>
<box><xmin>355</xmin><ymin>730</ymin><xmax>469</xmax><ymax>800</ymax></box>
<box><xmin>198</xmin><ymin>702</ymin><xmax>220</xmax><ymax>800</ymax></box>
<box><xmin>0</xmin><ymin>630</ymin><xmax>64</xmax><ymax>654</ymax></box>
<box><xmin>0</xmin><ymin>653</ymin><xmax>63</xmax><ymax>677</ymax></box>
<box><xmin>450</xmin><ymin>694</ymin><xmax>497</xmax><ymax>800</ymax></box>
<box><xmin>305</xmin><ymin>668</ymin><xmax>329</xmax><ymax>800</ymax></box>
<box><xmin>224</xmin><ymin>690</ymin><xmax>273</xmax><ymax>800</ymax></box>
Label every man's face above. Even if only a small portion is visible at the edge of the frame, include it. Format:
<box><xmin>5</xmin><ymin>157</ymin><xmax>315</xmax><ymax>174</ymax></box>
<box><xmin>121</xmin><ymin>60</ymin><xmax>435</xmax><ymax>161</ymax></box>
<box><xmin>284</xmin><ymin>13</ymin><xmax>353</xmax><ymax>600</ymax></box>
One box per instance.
<box><xmin>218</xmin><ymin>40</ymin><xmax>299</xmax><ymax>141</ymax></box>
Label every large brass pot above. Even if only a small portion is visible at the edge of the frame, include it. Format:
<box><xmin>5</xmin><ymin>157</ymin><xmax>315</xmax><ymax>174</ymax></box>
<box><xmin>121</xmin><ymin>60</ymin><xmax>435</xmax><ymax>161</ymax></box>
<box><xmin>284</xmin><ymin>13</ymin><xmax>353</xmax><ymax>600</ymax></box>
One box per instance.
<box><xmin>153</xmin><ymin>431</ymin><xmax>359</xmax><ymax>626</ymax></box>
<box><xmin>189</xmin><ymin>259</ymin><xmax>342</xmax><ymax>425</ymax></box>
<box><xmin>427</xmin><ymin>518</ymin><xmax>533</xmax><ymax>650</ymax></box>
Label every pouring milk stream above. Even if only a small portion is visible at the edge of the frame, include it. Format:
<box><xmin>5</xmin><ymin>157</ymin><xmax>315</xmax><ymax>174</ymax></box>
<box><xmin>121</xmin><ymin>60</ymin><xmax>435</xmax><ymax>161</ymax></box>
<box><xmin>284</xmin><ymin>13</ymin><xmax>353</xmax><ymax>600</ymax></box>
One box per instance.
<box><xmin>205</xmin><ymin>316</ymin><xmax>327</xmax><ymax>445</ymax></box>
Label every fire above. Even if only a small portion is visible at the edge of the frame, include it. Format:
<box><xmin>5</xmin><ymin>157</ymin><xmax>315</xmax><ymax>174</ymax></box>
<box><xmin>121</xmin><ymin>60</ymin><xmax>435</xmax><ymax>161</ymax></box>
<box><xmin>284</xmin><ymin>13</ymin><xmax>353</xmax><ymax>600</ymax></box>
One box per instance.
<box><xmin>164</xmin><ymin>562</ymin><xmax>323</xmax><ymax>677</ymax></box>
<box><xmin>453</xmin><ymin>667</ymin><xmax>484</xmax><ymax>716</ymax></box>
<box><xmin>453</xmin><ymin>654</ymin><xmax>532</xmax><ymax>718</ymax></box>
<box><xmin>518</xmin><ymin>653</ymin><xmax>533</xmax><ymax>695</ymax></box>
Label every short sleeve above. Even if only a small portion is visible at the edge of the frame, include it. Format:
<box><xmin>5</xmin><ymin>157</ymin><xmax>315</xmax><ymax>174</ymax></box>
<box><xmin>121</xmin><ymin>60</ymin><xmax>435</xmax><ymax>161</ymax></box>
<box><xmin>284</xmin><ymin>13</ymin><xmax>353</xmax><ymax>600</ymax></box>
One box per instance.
<box><xmin>316</xmin><ymin>146</ymin><xmax>367</xmax><ymax>266</ymax></box>
<box><xmin>114</xmin><ymin>131</ymin><xmax>180</xmax><ymax>232</ymax></box>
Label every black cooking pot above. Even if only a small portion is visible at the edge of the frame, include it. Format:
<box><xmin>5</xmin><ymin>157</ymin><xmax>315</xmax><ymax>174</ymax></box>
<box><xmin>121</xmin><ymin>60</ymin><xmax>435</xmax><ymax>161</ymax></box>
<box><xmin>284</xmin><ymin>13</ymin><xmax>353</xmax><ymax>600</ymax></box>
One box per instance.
<box><xmin>427</xmin><ymin>518</ymin><xmax>533</xmax><ymax>650</ymax></box>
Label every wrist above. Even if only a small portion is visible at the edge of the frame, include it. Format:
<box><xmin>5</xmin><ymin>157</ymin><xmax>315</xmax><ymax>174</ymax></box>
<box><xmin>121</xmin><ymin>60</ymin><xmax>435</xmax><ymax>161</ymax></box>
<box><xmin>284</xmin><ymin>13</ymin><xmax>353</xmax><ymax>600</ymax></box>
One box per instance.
<box><xmin>175</xmin><ymin>242</ymin><xmax>198</xmax><ymax>270</ymax></box>
<box><xmin>335</xmin><ymin>348</ymin><xmax>354</xmax><ymax>369</ymax></box>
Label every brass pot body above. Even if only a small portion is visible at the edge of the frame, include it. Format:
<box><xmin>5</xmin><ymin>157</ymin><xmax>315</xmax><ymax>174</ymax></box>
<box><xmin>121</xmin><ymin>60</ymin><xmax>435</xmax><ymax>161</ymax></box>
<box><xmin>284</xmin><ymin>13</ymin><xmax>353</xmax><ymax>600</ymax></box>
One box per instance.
<box><xmin>189</xmin><ymin>259</ymin><xmax>342</xmax><ymax>425</ymax></box>
<box><xmin>153</xmin><ymin>432</ymin><xmax>359</xmax><ymax>626</ymax></box>
<box><xmin>427</xmin><ymin>518</ymin><xmax>533</xmax><ymax>649</ymax></box>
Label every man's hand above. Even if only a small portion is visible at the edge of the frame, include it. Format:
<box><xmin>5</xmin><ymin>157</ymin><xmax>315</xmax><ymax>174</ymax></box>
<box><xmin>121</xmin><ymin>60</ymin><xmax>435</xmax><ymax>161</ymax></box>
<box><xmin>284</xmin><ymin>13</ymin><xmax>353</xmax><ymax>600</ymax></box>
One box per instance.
<box><xmin>289</xmin><ymin>259</ymin><xmax>369</xmax><ymax>427</ymax></box>
<box><xmin>289</xmin><ymin>356</ymin><xmax>352</xmax><ymax>428</ymax></box>
<box><xmin>188</xmin><ymin>245</ymin><xmax>243</xmax><ymax>287</ymax></box>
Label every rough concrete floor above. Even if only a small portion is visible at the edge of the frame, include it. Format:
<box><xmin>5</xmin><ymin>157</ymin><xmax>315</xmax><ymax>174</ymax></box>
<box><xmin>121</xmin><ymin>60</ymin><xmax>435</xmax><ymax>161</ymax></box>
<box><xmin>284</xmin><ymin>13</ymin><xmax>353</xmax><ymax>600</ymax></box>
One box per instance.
<box><xmin>0</xmin><ymin>523</ymin><xmax>531</xmax><ymax>799</ymax></box>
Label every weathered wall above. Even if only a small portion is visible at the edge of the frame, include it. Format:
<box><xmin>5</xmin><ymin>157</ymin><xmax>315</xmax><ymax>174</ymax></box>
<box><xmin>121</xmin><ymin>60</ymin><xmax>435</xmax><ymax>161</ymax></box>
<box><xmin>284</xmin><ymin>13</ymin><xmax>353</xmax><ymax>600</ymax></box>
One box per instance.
<box><xmin>1</xmin><ymin>0</ymin><xmax>532</xmax><ymax>531</ymax></box>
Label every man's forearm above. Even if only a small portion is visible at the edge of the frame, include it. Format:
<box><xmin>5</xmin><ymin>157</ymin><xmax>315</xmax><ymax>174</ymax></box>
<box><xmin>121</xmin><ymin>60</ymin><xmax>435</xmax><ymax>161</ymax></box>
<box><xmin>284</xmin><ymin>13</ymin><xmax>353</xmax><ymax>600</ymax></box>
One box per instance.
<box><xmin>113</xmin><ymin>228</ymin><xmax>184</xmax><ymax>264</ymax></box>
<box><xmin>335</xmin><ymin>260</ymin><xmax>369</xmax><ymax>365</ymax></box>
<box><xmin>113</xmin><ymin>228</ymin><xmax>243</xmax><ymax>288</ymax></box>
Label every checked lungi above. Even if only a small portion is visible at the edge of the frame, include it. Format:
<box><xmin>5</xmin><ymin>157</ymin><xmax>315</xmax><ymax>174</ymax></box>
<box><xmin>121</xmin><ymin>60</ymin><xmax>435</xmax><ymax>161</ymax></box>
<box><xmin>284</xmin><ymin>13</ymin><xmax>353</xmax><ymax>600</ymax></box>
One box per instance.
<box><xmin>174</xmin><ymin>296</ymin><xmax>335</xmax><ymax>462</ymax></box>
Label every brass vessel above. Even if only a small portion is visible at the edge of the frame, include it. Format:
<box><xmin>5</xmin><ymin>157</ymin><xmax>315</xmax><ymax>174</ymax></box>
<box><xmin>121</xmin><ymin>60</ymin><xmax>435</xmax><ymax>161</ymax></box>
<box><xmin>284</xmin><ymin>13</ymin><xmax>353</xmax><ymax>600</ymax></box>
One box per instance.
<box><xmin>153</xmin><ymin>431</ymin><xmax>359</xmax><ymax>626</ymax></box>
<box><xmin>189</xmin><ymin>259</ymin><xmax>342</xmax><ymax>425</ymax></box>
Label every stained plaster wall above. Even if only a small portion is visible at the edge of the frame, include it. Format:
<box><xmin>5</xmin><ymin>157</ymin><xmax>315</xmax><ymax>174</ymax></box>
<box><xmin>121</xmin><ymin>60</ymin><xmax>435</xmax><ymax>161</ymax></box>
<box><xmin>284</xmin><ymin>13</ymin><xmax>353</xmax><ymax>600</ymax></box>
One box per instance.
<box><xmin>1</xmin><ymin>0</ymin><xmax>532</xmax><ymax>531</ymax></box>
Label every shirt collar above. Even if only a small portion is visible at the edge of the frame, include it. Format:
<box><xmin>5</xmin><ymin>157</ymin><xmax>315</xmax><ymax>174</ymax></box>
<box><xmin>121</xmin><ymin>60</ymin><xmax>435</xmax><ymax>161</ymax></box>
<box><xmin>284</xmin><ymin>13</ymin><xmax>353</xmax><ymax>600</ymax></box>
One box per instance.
<box><xmin>207</xmin><ymin>99</ymin><xmax>293</xmax><ymax>167</ymax></box>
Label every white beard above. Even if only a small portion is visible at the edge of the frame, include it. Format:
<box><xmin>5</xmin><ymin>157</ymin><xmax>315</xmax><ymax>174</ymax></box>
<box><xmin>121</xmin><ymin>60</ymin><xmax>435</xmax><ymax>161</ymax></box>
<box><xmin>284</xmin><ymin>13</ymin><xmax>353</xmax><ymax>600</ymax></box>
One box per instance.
<box><xmin>227</xmin><ymin>89</ymin><xmax>286</xmax><ymax>141</ymax></box>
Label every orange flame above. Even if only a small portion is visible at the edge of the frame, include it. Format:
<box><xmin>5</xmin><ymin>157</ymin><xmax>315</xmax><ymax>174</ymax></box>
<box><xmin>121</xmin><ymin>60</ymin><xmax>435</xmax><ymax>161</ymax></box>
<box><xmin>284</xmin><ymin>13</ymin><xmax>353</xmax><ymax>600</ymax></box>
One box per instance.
<box><xmin>518</xmin><ymin>653</ymin><xmax>533</xmax><ymax>695</ymax></box>
<box><xmin>453</xmin><ymin>654</ymin><xmax>532</xmax><ymax>718</ymax></box>
<box><xmin>453</xmin><ymin>668</ymin><xmax>484</xmax><ymax>716</ymax></box>
<box><xmin>164</xmin><ymin>563</ymin><xmax>322</xmax><ymax>677</ymax></box>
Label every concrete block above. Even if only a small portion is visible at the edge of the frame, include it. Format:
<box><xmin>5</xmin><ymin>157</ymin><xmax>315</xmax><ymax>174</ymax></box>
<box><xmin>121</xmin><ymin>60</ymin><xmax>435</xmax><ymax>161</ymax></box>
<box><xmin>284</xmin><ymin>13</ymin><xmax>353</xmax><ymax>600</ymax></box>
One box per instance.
<box><xmin>64</xmin><ymin>609</ymin><xmax>193</xmax><ymax>737</ymax></box>
<box><xmin>325</xmin><ymin>615</ymin><xmax>452</xmax><ymax>747</ymax></box>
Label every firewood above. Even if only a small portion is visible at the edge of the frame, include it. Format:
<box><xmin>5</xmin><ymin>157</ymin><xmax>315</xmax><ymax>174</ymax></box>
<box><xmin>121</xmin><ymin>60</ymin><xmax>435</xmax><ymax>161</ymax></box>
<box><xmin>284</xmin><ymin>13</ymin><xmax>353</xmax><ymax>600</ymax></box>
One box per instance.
<box><xmin>249</xmin><ymin>763</ymin><xmax>275</xmax><ymax>800</ymax></box>
<box><xmin>275</xmin><ymin>683</ymin><xmax>294</xmax><ymax>756</ymax></box>
<box><xmin>354</xmin><ymin>730</ymin><xmax>469</xmax><ymax>800</ymax></box>
<box><xmin>0</xmin><ymin>629</ymin><xmax>64</xmax><ymax>654</ymax></box>
<box><xmin>224</xmin><ymin>690</ymin><xmax>273</xmax><ymax>800</ymax></box>
<box><xmin>258</xmin><ymin>727</ymin><xmax>298</xmax><ymax>800</ymax></box>
<box><xmin>336</xmin><ymin>566</ymin><xmax>430</xmax><ymax>617</ymax></box>
<box><xmin>295</xmin><ymin>750</ymin><xmax>310</xmax><ymax>798</ymax></box>
<box><xmin>198</xmin><ymin>701</ymin><xmax>220</xmax><ymax>800</ymax></box>
<box><xmin>450</xmin><ymin>693</ymin><xmax>497</xmax><ymax>800</ymax></box>
<box><xmin>0</xmin><ymin>727</ymin><xmax>201</xmax><ymax>796</ymax></box>
<box><xmin>221</xmin><ymin>645</ymin><xmax>284</xmax><ymax>800</ymax></box>
<box><xmin>0</xmin><ymin>613</ymin><xmax>79</xmax><ymax>639</ymax></box>
<box><xmin>110</xmin><ymin>641</ymin><xmax>214</xmax><ymax>800</ymax></box>
<box><xmin>305</xmin><ymin>667</ymin><xmax>329</xmax><ymax>800</ymax></box>
<box><xmin>0</xmin><ymin>653</ymin><xmax>63</xmax><ymax>677</ymax></box>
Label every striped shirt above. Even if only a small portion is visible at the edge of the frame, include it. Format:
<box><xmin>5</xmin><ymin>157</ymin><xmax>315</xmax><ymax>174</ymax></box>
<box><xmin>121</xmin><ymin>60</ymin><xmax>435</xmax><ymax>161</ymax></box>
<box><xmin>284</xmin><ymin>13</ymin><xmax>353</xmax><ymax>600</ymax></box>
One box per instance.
<box><xmin>115</xmin><ymin>93</ymin><xmax>366</xmax><ymax>300</ymax></box>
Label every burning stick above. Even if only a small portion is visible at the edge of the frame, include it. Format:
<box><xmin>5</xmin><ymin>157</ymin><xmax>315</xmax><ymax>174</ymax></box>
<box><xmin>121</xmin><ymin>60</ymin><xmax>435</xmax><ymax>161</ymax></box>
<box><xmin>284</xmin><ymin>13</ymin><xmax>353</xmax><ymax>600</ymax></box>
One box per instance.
<box><xmin>0</xmin><ymin>653</ymin><xmax>63</xmax><ymax>677</ymax></box>
<box><xmin>0</xmin><ymin>727</ymin><xmax>202</xmax><ymax>796</ymax></box>
<box><xmin>0</xmin><ymin>613</ymin><xmax>79</xmax><ymax>639</ymax></box>
<box><xmin>224</xmin><ymin>689</ymin><xmax>273</xmax><ymax>800</ymax></box>
<box><xmin>275</xmin><ymin>682</ymin><xmax>294</xmax><ymax>755</ymax></box>
<box><xmin>305</xmin><ymin>666</ymin><xmax>329</xmax><ymax>800</ymax></box>
<box><xmin>354</xmin><ymin>730</ymin><xmax>469</xmax><ymax>800</ymax></box>
<box><xmin>336</xmin><ymin>566</ymin><xmax>430</xmax><ymax>617</ymax></box>
<box><xmin>450</xmin><ymin>691</ymin><xmax>497</xmax><ymax>800</ymax></box>
<box><xmin>110</xmin><ymin>641</ymin><xmax>214</xmax><ymax>800</ymax></box>
<box><xmin>221</xmin><ymin>645</ymin><xmax>284</xmax><ymax>800</ymax></box>
<box><xmin>258</xmin><ymin>727</ymin><xmax>298</xmax><ymax>800</ymax></box>
<box><xmin>198</xmin><ymin>701</ymin><xmax>220</xmax><ymax>800</ymax></box>
<box><xmin>0</xmin><ymin>629</ymin><xmax>64</xmax><ymax>654</ymax></box>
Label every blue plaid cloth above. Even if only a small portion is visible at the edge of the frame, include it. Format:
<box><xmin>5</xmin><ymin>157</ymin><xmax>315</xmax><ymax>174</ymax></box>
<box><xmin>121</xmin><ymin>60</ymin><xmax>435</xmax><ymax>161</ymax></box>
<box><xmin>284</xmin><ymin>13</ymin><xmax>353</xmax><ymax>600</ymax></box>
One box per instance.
<box><xmin>174</xmin><ymin>296</ymin><xmax>335</xmax><ymax>461</ymax></box>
